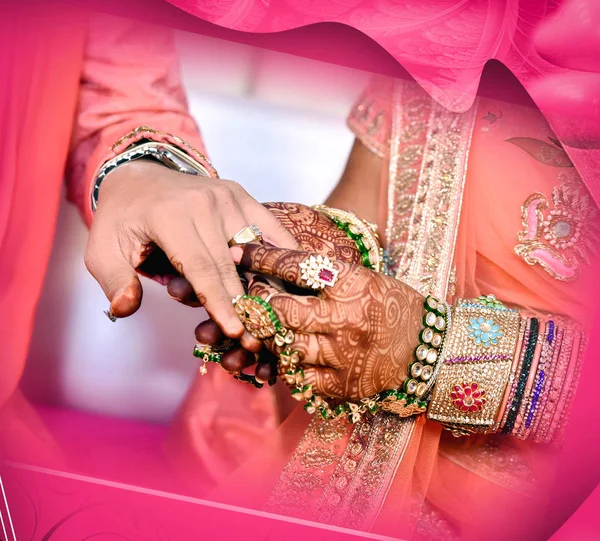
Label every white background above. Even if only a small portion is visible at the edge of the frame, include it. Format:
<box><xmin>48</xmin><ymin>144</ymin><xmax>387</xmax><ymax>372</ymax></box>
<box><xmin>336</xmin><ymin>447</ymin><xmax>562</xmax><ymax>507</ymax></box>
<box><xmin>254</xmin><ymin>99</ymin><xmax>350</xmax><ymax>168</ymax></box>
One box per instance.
<box><xmin>22</xmin><ymin>30</ymin><xmax>368</xmax><ymax>424</ymax></box>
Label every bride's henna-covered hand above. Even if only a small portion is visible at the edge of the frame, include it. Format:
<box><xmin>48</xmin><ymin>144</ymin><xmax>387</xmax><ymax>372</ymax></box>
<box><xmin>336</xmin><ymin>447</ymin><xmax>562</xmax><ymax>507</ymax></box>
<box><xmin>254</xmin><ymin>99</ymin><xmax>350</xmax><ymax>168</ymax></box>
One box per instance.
<box><xmin>192</xmin><ymin>203</ymin><xmax>363</xmax><ymax>377</ymax></box>
<box><xmin>261</xmin><ymin>203</ymin><xmax>362</xmax><ymax>265</ymax></box>
<box><xmin>176</xmin><ymin>202</ymin><xmax>362</xmax><ymax>305</ymax></box>
<box><xmin>243</xmin><ymin>245</ymin><xmax>424</xmax><ymax>400</ymax></box>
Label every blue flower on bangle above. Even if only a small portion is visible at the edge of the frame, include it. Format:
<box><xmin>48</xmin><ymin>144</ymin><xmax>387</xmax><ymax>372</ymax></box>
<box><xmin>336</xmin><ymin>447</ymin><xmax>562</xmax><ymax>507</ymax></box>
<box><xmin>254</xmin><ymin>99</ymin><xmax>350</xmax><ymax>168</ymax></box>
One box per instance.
<box><xmin>467</xmin><ymin>317</ymin><xmax>503</xmax><ymax>348</ymax></box>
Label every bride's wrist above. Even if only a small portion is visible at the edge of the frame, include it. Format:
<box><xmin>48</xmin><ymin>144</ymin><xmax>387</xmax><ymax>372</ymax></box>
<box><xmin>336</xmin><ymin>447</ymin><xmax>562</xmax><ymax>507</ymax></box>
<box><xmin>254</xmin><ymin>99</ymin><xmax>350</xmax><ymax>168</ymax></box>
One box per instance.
<box><xmin>378</xmin><ymin>294</ymin><xmax>449</xmax><ymax>417</ymax></box>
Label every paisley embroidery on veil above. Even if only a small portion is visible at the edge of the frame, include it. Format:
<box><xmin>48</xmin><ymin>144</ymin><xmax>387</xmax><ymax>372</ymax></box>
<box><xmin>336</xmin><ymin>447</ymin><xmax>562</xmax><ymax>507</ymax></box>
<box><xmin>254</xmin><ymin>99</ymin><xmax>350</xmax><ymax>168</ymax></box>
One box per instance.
<box><xmin>513</xmin><ymin>141</ymin><xmax>599</xmax><ymax>282</ymax></box>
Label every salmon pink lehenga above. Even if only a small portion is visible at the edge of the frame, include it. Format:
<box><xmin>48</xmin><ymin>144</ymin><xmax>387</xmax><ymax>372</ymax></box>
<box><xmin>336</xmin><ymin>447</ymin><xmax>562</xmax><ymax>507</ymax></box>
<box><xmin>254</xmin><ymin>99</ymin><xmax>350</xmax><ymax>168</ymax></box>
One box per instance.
<box><xmin>171</xmin><ymin>76</ymin><xmax>600</xmax><ymax>541</ymax></box>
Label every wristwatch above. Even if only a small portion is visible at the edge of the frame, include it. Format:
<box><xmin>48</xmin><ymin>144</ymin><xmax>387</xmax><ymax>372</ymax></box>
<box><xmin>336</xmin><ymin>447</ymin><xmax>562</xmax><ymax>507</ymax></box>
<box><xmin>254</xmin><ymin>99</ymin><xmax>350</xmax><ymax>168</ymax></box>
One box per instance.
<box><xmin>91</xmin><ymin>141</ymin><xmax>212</xmax><ymax>212</ymax></box>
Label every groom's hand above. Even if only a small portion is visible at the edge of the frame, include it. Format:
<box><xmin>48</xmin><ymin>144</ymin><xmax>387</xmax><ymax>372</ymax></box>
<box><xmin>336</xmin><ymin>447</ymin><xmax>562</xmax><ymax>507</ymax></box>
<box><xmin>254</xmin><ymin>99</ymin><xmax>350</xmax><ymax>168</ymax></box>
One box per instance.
<box><xmin>84</xmin><ymin>160</ymin><xmax>298</xmax><ymax>344</ymax></box>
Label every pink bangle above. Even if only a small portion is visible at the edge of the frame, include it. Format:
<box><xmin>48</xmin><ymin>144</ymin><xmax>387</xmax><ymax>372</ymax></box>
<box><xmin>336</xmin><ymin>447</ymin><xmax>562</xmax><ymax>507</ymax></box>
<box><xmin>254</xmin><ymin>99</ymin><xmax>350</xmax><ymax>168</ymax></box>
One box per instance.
<box><xmin>538</xmin><ymin>327</ymin><xmax>572</xmax><ymax>443</ymax></box>
<box><xmin>521</xmin><ymin>320</ymin><xmax>555</xmax><ymax>440</ymax></box>
<box><xmin>532</xmin><ymin>326</ymin><xmax>563</xmax><ymax>442</ymax></box>
<box><xmin>514</xmin><ymin>323</ymin><xmax>546</xmax><ymax>438</ymax></box>
<box><xmin>499</xmin><ymin>318</ymin><xmax>531</xmax><ymax>432</ymax></box>
<box><xmin>553</xmin><ymin>333</ymin><xmax>586</xmax><ymax>445</ymax></box>
<box><xmin>547</xmin><ymin>329</ymin><xmax>582</xmax><ymax>445</ymax></box>
<box><xmin>494</xmin><ymin>317</ymin><xmax>527</xmax><ymax>431</ymax></box>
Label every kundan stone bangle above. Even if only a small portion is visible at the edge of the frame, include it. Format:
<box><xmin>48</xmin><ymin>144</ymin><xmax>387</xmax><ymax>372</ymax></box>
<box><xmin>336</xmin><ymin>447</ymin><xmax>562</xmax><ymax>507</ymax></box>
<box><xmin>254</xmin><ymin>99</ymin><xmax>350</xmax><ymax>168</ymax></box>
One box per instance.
<box><xmin>284</xmin><ymin>295</ymin><xmax>449</xmax><ymax>423</ymax></box>
<box><xmin>428</xmin><ymin>295</ymin><xmax>521</xmax><ymax>436</ymax></box>
<box><xmin>379</xmin><ymin>295</ymin><xmax>448</xmax><ymax>416</ymax></box>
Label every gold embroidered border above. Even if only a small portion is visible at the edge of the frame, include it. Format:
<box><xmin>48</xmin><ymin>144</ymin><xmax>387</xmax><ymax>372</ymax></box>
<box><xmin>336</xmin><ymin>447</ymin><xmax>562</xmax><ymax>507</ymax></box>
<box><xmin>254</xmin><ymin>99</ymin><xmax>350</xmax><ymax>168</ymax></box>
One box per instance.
<box><xmin>263</xmin><ymin>416</ymin><xmax>351</xmax><ymax>519</ymax></box>
<box><xmin>313</xmin><ymin>413</ymin><xmax>415</xmax><ymax>530</ymax></box>
<box><xmin>265</xmin><ymin>80</ymin><xmax>478</xmax><ymax>531</ymax></box>
<box><xmin>385</xmin><ymin>82</ymin><xmax>431</xmax><ymax>275</ymax></box>
<box><xmin>393</xmin><ymin>87</ymin><xmax>478</xmax><ymax>299</ymax></box>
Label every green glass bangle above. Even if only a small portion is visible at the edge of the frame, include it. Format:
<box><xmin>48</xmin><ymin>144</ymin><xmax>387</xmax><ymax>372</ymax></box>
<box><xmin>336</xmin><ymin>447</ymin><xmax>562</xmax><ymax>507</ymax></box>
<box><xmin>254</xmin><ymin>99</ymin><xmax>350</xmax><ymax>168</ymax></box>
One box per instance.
<box><xmin>503</xmin><ymin>317</ymin><xmax>539</xmax><ymax>434</ymax></box>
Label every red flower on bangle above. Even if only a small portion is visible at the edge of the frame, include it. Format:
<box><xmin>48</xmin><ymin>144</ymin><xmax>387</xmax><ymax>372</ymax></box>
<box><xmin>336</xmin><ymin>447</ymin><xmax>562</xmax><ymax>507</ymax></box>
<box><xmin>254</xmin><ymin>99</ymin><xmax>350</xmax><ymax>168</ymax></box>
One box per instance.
<box><xmin>451</xmin><ymin>382</ymin><xmax>486</xmax><ymax>413</ymax></box>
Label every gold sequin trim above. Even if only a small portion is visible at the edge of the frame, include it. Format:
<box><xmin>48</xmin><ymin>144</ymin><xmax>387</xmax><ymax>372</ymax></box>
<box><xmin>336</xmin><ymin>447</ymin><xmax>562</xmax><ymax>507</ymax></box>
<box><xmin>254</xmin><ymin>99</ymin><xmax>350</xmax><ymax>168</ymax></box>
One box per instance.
<box><xmin>264</xmin><ymin>413</ymin><xmax>415</xmax><ymax>530</ymax></box>
<box><xmin>312</xmin><ymin>413</ymin><xmax>415</xmax><ymax>530</ymax></box>
<box><xmin>387</xmin><ymin>81</ymin><xmax>477</xmax><ymax>298</ymax></box>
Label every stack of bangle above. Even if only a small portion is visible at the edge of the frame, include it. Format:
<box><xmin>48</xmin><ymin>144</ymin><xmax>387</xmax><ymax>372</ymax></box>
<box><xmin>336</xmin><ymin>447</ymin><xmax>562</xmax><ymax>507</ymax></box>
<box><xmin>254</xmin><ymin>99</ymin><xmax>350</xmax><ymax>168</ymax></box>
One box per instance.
<box><xmin>92</xmin><ymin>126</ymin><xmax>218</xmax><ymax>213</ymax></box>
<box><xmin>493</xmin><ymin>317</ymin><xmax>585</xmax><ymax>445</ymax></box>
<box><xmin>313</xmin><ymin>205</ymin><xmax>384</xmax><ymax>273</ymax></box>
<box><xmin>426</xmin><ymin>294</ymin><xmax>586</xmax><ymax>443</ymax></box>
<box><xmin>502</xmin><ymin>317</ymin><xmax>540</xmax><ymax>434</ymax></box>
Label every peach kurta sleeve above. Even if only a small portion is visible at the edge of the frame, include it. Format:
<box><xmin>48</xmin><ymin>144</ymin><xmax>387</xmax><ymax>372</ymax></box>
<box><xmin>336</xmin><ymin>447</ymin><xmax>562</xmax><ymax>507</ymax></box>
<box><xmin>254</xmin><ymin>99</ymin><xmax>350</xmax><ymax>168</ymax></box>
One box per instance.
<box><xmin>65</xmin><ymin>14</ymin><xmax>208</xmax><ymax>227</ymax></box>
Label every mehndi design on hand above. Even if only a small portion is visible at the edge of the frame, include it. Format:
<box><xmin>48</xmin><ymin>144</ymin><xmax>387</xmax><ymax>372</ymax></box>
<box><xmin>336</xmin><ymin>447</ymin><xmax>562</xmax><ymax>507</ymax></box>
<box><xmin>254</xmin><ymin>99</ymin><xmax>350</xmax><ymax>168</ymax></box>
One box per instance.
<box><xmin>243</xmin><ymin>244</ymin><xmax>424</xmax><ymax>400</ymax></box>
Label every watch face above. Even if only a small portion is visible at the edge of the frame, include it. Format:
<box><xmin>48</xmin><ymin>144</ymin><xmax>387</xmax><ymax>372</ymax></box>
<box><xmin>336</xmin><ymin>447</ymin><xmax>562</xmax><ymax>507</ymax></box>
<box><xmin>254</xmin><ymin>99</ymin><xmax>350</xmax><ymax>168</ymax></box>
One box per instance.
<box><xmin>160</xmin><ymin>145</ymin><xmax>210</xmax><ymax>177</ymax></box>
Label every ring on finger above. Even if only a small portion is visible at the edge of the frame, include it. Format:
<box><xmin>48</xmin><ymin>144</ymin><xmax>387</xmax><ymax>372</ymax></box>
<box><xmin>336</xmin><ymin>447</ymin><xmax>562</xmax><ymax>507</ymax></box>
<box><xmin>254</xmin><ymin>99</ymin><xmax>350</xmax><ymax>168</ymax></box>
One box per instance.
<box><xmin>299</xmin><ymin>255</ymin><xmax>339</xmax><ymax>290</ymax></box>
<box><xmin>232</xmin><ymin>294</ymin><xmax>282</xmax><ymax>339</ymax></box>
<box><xmin>228</xmin><ymin>224</ymin><xmax>263</xmax><ymax>248</ymax></box>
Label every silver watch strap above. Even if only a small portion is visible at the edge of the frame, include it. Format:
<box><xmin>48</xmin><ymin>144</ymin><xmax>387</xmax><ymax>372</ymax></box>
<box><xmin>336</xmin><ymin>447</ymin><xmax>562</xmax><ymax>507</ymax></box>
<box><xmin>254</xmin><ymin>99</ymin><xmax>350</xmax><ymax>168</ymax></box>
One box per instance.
<box><xmin>91</xmin><ymin>141</ymin><xmax>211</xmax><ymax>212</ymax></box>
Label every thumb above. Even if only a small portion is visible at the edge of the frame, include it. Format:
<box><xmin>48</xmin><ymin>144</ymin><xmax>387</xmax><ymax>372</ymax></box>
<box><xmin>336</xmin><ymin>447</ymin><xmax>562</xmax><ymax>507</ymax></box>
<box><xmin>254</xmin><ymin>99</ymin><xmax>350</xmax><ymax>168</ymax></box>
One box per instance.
<box><xmin>109</xmin><ymin>277</ymin><xmax>143</xmax><ymax>318</ymax></box>
<box><xmin>85</xmin><ymin>246</ymin><xmax>143</xmax><ymax>318</ymax></box>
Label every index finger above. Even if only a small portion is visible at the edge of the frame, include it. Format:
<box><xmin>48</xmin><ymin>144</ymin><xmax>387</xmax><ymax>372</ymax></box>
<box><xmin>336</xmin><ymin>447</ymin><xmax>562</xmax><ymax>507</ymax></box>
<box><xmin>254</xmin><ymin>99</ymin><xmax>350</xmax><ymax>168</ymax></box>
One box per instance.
<box><xmin>240</xmin><ymin>244</ymin><xmax>346</xmax><ymax>290</ymax></box>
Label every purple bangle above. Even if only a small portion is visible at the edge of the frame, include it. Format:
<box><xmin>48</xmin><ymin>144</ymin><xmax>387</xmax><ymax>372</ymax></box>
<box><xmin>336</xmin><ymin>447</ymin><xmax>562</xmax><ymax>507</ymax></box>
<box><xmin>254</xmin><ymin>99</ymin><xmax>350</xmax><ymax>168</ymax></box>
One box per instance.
<box><xmin>524</xmin><ymin>320</ymin><xmax>555</xmax><ymax>430</ymax></box>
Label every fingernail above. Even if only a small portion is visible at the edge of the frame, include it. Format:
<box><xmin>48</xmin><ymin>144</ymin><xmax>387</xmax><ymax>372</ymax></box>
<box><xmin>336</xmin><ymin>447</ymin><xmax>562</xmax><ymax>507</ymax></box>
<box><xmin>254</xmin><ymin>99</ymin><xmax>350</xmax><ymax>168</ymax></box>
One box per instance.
<box><xmin>110</xmin><ymin>283</ymin><xmax>139</xmax><ymax>315</ymax></box>
<box><xmin>112</xmin><ymin>283</ymin><xmax>136</xmax><ymax>301</ymax></box>
<box><xmin>167</xmin><ymin>292</ymin><xmax>183</xmax><ymax>302</ymax></box>
<box><xmin>230</xmin><ymin>246</ymin><xmax>244</xmax><ymax>264</ymax></box>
